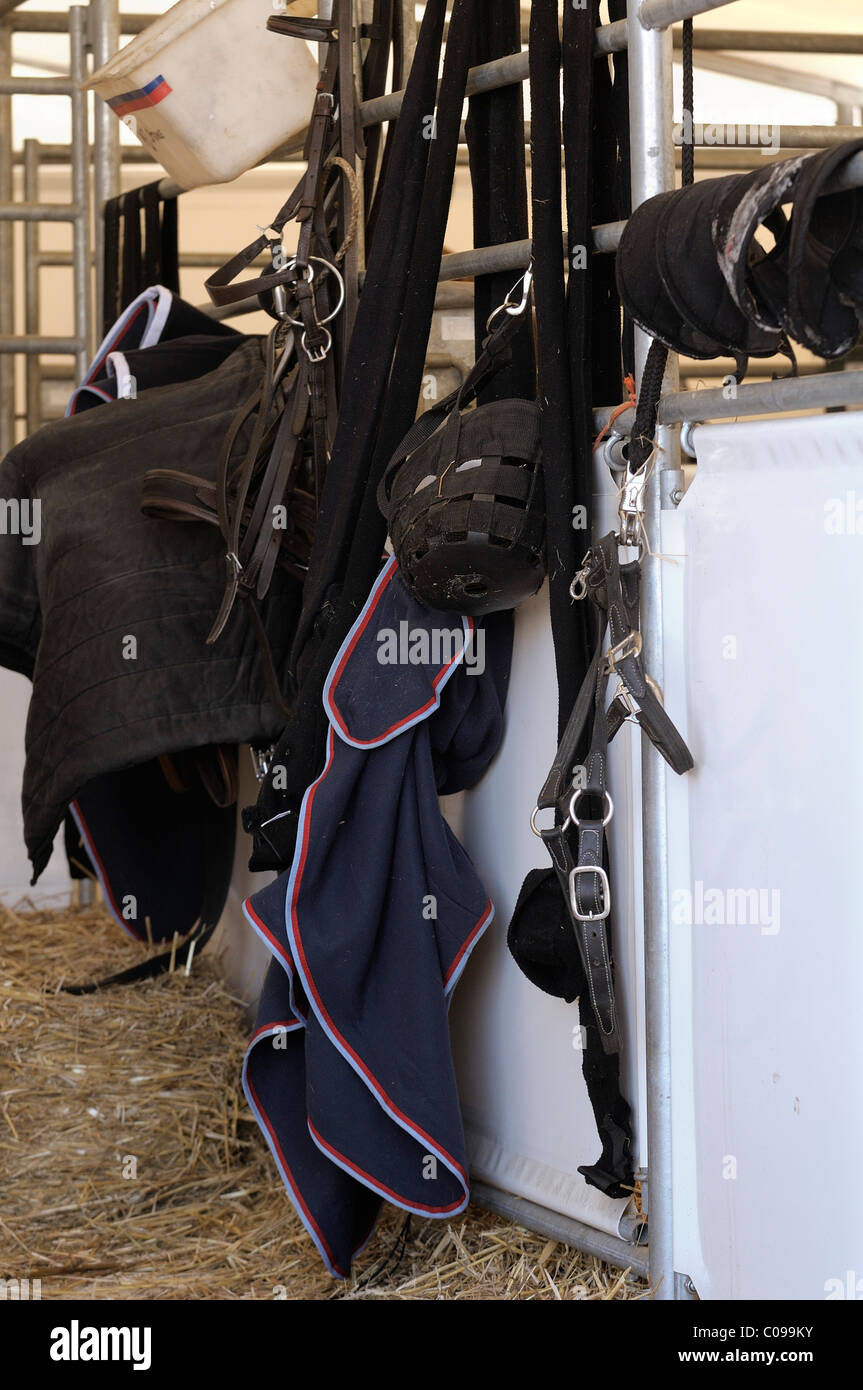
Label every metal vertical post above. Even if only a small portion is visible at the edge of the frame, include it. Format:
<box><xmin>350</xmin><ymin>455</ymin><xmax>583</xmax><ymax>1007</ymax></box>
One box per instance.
<box><xmin>0</xmin><ymin>20</ymin><xmax>14</xmax><ymax>452</ymax></box>
<box><xmin>23</xmin><ymin>139</ymin><xmax>41</xmax><ymax>433</ymax></box>
<box><xmin>626</xmin><ymin>0</ymin><xmax>678</xmax><ymax>1302</ymax></box>
<box><xmin>90</xmin><ymin>0</ymin><xmax>121</xmax><ymax>338</ymax></box>
<box><xmin>69</xmin><ymin>7</ymin><xmax>91</xmax><ymax>375</ymax></box>
<box><xmin>401</xmin><ymin>0</ymin><xmax>417</xmax><ymax>76</ymax></box>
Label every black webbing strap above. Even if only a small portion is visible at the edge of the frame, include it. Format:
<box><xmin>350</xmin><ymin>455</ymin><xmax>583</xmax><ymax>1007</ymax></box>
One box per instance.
<box><xmin>530</xmin><ymin>0</ymin><xmax>582</xmax><ymax>737</ymax></box>
<box><xmin>466</xmin><ymin>0</ymin><xmax>534</xmax><ymax>404</ymax></box>
<box><xmin>101</xmin><ymin>182</ymin><xmax>180</xmax><ymax>337</ymax></box>
<box><xmin>361</xmin><ymin>0</ymin><xmax>395</xmax><ymax>222</ymax></box>
<box><xmin>102</xmin><ymin>196</ymin><xmax>121</xmax><ymax>338</ymax></box>
<box><xmin>121</xmin><ymin>190</ymin><xmax>142</xmax><ymax>307</ymax></box>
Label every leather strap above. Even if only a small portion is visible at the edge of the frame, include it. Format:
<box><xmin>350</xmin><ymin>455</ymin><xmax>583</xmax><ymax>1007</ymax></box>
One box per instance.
<box><xmin>205</xmin><ymin>44</ymin><xmax>341</xmax><ymax>309</ymax></box>
<box><xmin>535</xmin><ymin>532</ymin><xmax>694</xmax><ymax>1053</ymax></box>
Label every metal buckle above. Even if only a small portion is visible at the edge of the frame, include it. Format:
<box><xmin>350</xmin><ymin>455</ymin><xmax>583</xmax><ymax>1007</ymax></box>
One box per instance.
<box><xmin>569</xmin><ymin>864</ymin><xmax>611</xmax><ymax>922</ymax></box>
<box><xmin>604</xmin><ymin>630</ymin><xmax>642</xmax><ymax>673</ymax></box>
<box><xmin>569</xmin><ymin>786</ymin><xmax>614</xmax><ymax>828</ymax></box>
<box><xmin>301</xmin><ymin>325</ymin><xmax>332</xmax><ymax>362</ymax></box>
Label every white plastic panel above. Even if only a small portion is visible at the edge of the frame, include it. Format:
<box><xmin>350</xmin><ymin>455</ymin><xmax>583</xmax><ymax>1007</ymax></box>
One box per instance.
<box><xmin>665</xmin><ymin>412</ymin><xmax>863</xmax><ymax>1300</ymax></box>
<box><xmin>449</xmin><ymin>466</ymin><xmax>645</xmax><ymax>1238</ymax></box>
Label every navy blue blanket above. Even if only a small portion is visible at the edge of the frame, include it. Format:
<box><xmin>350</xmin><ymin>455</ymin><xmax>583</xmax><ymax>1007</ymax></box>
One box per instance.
<box><xmin>242</xmin><ymin>556</ymin><xmax>508</xmax><ymax>1276</ymax></box>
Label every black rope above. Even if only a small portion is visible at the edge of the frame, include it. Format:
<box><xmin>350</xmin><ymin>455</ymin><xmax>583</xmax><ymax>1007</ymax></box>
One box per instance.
<box><xmin>681</xmin><ymin>17</ymin><xmax>695</xmax><ymax>189</ymax></box>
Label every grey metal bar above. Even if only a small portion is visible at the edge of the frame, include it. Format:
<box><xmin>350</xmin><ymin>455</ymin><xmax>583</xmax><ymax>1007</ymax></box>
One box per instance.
<box><xmin>626</xmin><ymin>0</ymin><xmax>677</xmax><ymax>1304</ymax></box>
<box><xmin>658</xmin><ymin>366</ymin><xmax>863</xmax><ymax>424</ymax></box>
<box><xmin>37</xmin><ymin>250</ymin><xmax>270</xmax><ymax>269</ymax></box>
<box><xmin>596</xmin><ymin>19</ymin><xmax>629</xmax><ymax>56</ymax></box>
<box><xmin>674</xmin><ymin>30</ymin><xmax>863</xmax><ymax>55</ymax></box>
<box><xmin>23</xmin><ymin>141</ymin><xmax>42</xmax><ymax>434</ymax></box>
<box><xmin>0</xmin><ymin>76</ymin><xmax>75</xmax><ymax>94</ymax></box>
<box><xmin>0</xmin><ymin>202</ymin><xmax>85</xmax><ymax>221</ymax></box>
<box><xmin>639</xmin><ymin>0</ymin><xmax>740</xmax><ymax>27</ymax></box>
<box><xmin>360</xmin><ymin>49</ymin><xmax>532</xmax><ymax>130</ymax></box>
<box><xmin>674</xmin><ymin>146</ymin><xmax>804</xmax><ymax>169</ymax></box>
<box><xmin>0</xmin><ymin>21</ymin><xmax>14</xmax><ymax>452</ymax></box>
<box><xmin>684</xmin><ymin>124</ymin><xmax>861</xmax><ymax>150</ymax></box>
<box><xmin>0</xmin><ymin>337</ymin><xmax>83</xmax><ymax>354</ymax></box>
<box><xmin>70</xmin><ymin>7</ymin><xmax>92</xmax><ymax>371</ymax></box>
<box><xmin>594</xmin><ymin>365</ymin><xmax>863</xmax><ymax>435</ymax></box>
<box><xmin>90</xmin><ymin>0</ymin><xmax>122</xmax><ymax>337</ymax></box>
<box><xmin>9</xmin><ymin>10</ymin><xmax>150</xmax><ymax>32</ymax></box>
<box><xmin>470</xmin><ymin>1181</ymin><xmax>650</xmax><ymax>1281</ymax></box>
<box><xmin>687</xmin><ymin>51</ymin><xmax>863</xmax><ymax>109</ymax></box>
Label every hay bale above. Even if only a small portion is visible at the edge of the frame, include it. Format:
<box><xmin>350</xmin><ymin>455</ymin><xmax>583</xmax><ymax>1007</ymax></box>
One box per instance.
<box><xmin>0</xmin><ymin>902</ymin><xmax>648</xmax><ymax>1300</ymax></box>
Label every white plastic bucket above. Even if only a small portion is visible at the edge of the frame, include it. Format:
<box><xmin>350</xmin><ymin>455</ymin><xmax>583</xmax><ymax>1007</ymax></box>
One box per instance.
<box><xmin>86</xmin><ymin>0</ymin><xmax>320</xmax><ymax>190</ymax></box>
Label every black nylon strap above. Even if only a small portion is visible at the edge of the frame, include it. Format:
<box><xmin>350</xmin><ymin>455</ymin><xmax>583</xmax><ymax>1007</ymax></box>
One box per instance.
<box><xmin>102</xmin><ymin>195</ymin><xmax>121</xmax><ymax>338</ymax></box>
<box><xmin>530</xmin><ymin>0</ymin><xmax>585</xmax><ymax>738</ymax></box>
<box><xmin>466</xmin><ymin>0</ymin><xmax>535</xmax><ymax>404</ymax></box>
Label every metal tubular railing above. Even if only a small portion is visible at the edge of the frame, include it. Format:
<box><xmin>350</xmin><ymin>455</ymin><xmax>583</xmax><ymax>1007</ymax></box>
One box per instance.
<box><xmin>0</xmin><ymin>2</ymin><xmax>93</xmax><ymax>425</ymax></box>
<box><xmin>625</xmin><ymin>0</ymin><xmax>678</xmax><ymax>1305</ymax></box>
<box><xmin>0</xmin><ymin>21</ymin><xmax>13</xmax><ymax>452</ymax></box>
<box><xmin>638</xmin><ymin>0</ymin><xmax>741</xmax><ymax>27</ymax></box>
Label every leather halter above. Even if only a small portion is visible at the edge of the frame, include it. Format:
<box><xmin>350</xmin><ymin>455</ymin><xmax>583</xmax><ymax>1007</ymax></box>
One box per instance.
<box><xmin>533</xmin><ymin>533</ymin><xmax>693</xmax><ymax>1054</ymax></box>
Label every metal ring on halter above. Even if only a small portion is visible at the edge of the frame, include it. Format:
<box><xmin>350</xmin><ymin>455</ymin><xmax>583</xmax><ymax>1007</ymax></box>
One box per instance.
<box><xmin>530</xmin><ymin>804</ymin><xmax>571</xmax><ymax>839</ymax></box>
<box><xmin>301</xmin><ymin>325</ymin><xmax>332</xmax><ymax>362</ymax></box>
<box><xmin>283</xmin><ymin>256</ymin><xmax>346</xmax><ymax>327</ymax></box>
<box><xmin>569</xmin><ymin>786</ymin><xmax>614</xmax><ymax>829</ymax></box>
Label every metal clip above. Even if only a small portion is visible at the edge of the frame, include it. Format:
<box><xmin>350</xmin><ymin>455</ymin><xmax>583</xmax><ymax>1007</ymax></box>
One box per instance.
<box><xmin>604</xmin><ymin>629</ymin><xmax>642</xmax><ymax>673</ymax></box>
<box><xmin>226</xmin><ymin>551</ymin><xmax>243</xmax><ymax>580</ymax></box>
<box><xmin>610</xmin><ymin>679</ymin><xmax>638</xmax><ymax>720</ymax></box>
<box><xmin>618</xmin><ymin>468</ymin><xmax>646</xmax><ymax>547</ymax></box>
<box><xmin>505</xmin><ymin>261</ymin><xmax>533</xmax><ymax>317</ymax></box>
<box><xmin>250</xmin><ymin>744</ymin><xmax>275</xmax><ymax>783</ymax></box>
<box><xmin>485</xmin><ymin>260</ymin><xmax>534</xmax><ymax>334</ymax></box>
<box><xmin>569</xmin><ymin>553</ymin><xmax>594</xmax><ymax>601</ymax></box>
<box><xmin>568</xmin><ymin>864</ymin><xmax>611</xmax><ymax>922</ymax></box>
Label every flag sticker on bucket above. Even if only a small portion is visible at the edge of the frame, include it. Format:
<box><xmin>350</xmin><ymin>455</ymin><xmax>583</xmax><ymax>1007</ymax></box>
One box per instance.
<box><xmin>108</xmin><ymin>74</ymin><xmax>172</xmax><ymax>119</ymax></box>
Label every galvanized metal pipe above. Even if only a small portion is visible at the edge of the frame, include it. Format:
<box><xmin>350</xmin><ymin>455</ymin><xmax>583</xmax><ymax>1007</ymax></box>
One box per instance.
<box><xmin>471</xmin><ymin>1182</ymin><xmax>650</xmax><ymax>1280</ymax></box>
<box><xmin>9</xmin><ymin>10</ymin><xmax>149</xmax><ymax>32</ymax></box>
<box><xmin>674</xmin><ymin>29</ymin><xmax>863</xmax><ymax>55</ymax></box>
<box><xmin>687</xmin><ymin>51</ymin><xmax>863</xmax><ymax>110</ymax></box>
<box><xmin>0</xmin><ymin>76</ymin><xmax>75</xmax><ymax>94</ymax></box>
<box><xmin>0</xmin><ymin>202</ymin><xmax>85</xmax><ymax>221</ymax></box>
<box><xmin>626</xmin><ymin>0</ymin><xmax>678</xmax><ymax>1304</ymax></box>
<box><xmin>657</xmin><ymin>366</ymin><xmax>863</xmax><ymax>424</ymax></box>
<box><xmin>684</xmin><ymin>124</ymin><xmax>862</xmax><ymax>149</ymax></box>
<box><xmin>23</xmin><ymin>141</ymin><xmax>42</xmax><ymax>433</ymax></box>
<box><xmin>90</xmin><ymin>0</ymin><xmax>122</xmax><ymax>337</ymax></box>
<box><xmin>70</xmin><ymin>8</ymin><xmax>92</xmax><ymax>371</ymax></box>
<box><xmin>595</xmin><ymin>366</ymin><xmax>863</xmax><ymax>435</ymax></box>
<box><xmin>0</xmin><ymin>22</ymin><xmax>14</xmax><ymax>453</ymax></box>
<box><xmin>0</xmin><ymin>336</ymin><xmax>83</xmax><ymax>354</ymax></box>
<box><xmin>638</xmin><ymin>0</ymin><xmax>740</xmax><ymax>27</ymax></box>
